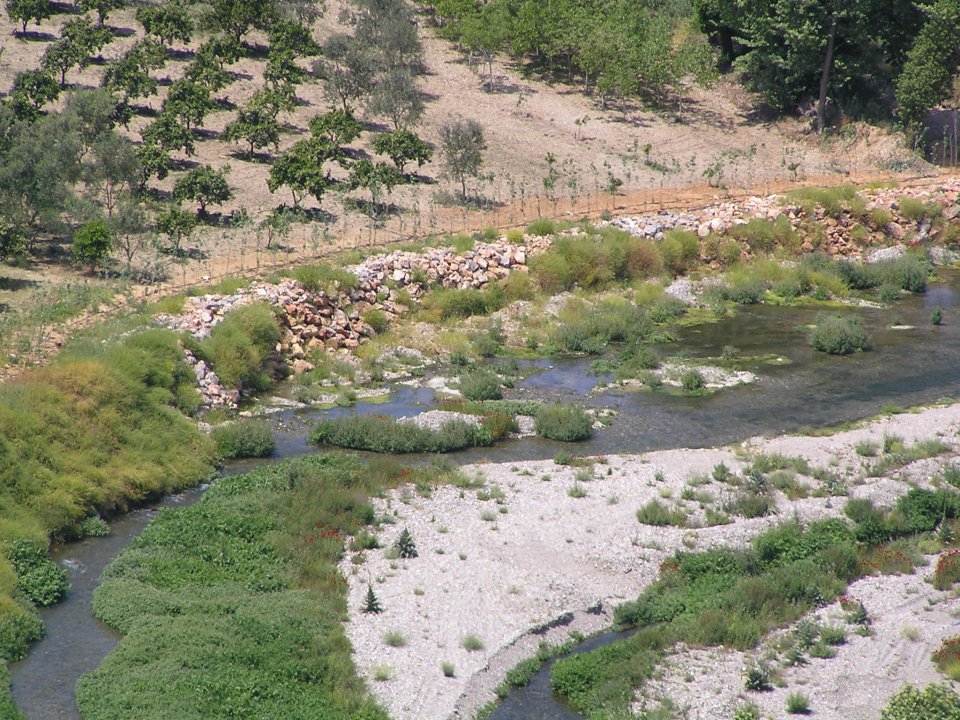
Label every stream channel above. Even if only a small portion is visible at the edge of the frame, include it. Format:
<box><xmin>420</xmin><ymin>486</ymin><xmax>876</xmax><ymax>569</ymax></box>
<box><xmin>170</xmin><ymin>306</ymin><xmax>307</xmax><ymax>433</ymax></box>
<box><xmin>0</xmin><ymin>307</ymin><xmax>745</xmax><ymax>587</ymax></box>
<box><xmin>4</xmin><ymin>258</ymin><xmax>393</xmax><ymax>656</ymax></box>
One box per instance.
<box><xmin>12</xmin><ymin>272</ymin><xmax>960</xmax><ymax>719</ymax></box>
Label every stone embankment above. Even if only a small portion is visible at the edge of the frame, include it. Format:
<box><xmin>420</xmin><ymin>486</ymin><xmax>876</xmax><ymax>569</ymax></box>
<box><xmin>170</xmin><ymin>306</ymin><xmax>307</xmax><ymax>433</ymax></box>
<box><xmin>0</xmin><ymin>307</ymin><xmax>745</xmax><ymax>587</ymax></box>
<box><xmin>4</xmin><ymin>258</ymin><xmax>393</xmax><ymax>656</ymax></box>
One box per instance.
<box><xmin>157</xmin><ymin>239</ymin><xmax>549</xmax><ymax>406</ymax></box>
<box><xmin>157</xmin><ymin>180</ymin><xmax>960</xmax><ymax>406</ymax></box>
<box><xmin>609</xmin><ymin>178</ymin><xmax>960</xmax><ymax>258</ymax></box>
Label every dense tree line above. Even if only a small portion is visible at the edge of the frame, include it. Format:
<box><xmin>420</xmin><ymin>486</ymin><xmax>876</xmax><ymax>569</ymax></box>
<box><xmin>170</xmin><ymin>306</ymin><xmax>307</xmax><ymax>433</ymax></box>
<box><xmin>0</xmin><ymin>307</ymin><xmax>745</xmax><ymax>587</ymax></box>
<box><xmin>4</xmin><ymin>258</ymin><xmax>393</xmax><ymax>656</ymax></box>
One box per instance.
<box><xmin>425</xmin><ymin>0</ymin><xmax>715</xmax><ymax>107</ymax></box>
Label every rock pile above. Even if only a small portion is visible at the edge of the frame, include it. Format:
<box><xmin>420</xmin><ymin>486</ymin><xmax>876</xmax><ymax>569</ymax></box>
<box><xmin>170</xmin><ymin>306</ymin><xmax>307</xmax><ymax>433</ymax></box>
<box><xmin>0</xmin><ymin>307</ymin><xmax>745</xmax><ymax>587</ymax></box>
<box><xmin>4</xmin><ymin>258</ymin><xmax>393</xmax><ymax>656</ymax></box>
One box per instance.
<box><xmin>158</xmin><ymin>239</ymin><xmax>547</xmax><ymax>407</ymax></box>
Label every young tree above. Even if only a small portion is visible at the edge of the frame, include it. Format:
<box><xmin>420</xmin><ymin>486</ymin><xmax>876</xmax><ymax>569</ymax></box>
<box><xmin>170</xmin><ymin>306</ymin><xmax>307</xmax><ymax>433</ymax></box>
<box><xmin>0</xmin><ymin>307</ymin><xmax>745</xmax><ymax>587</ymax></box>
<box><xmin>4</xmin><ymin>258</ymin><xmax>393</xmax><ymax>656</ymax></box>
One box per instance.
<box><xmin>204</xmin><ymin>0</ymin><xmax>276</xmax><ymax>42</ymax></box>
<box><xmin>184</xmin><ymin>46</ymin><xmax>233</xmax><ymax>92</ymax></box>
<box><xmin>109</xmin><ymin>195</ymin><xmax>148</xmax><ymax>271</ymax></box>
<box><xmin>372</xmin><ymin>128</ymin><xmax>432</xmax><ymax>175</ymax></box>
<box><xmin>223</xmin><ymin>93</ymin><xmax>281</xmax><ymax>157</ymax></box>
<box><xmin>0</xmin><ymin>216</ymin><xmax>27</xmax><ymax>261</ymax></box>
<box><xmin>134</xmin><ymin>137</ymin><xmax>170</xmax><ymax>190</ymax></box>
<box><xmin>348</xmin><ymin>158</ymin><xmax>405</xmax><ymax>217</ymax></box>
<box><xmin>438</xmin><ymin>118</ymin><xmax>486</xmax><ymax>200</ymax></box>
<box><xmin>268</xmin><ymin>17</ymin><xmax>321</xmax><ymax>57</ymax></box>
<box><xmin>64</xmin><ymin>88</ymin><xmax>121</xmax><ymax>155</ymax></box>
<box><xmin>136</xmin><ymin>2</ymin><xmax>193</xmax><ymax>46</ymax></box>
<box><xmin>6</xmin><ymin>0</ymin><xmax>51</xmax><ymax>33</ymax></box>
<box><xmin>362</xmin><ymin>585</ymin><xmax>383</xmax><ymax>613</ymax></box>
<box><xmin>200</xmin><ymin>35</ymin><xmax>243</xmax><ymax>70</ymax></box>
<box><xmin>367</xmin><ymin>68</ymin><xmax>424</xmax><ymax>129</ymax></box>
<box><xmin>155</xmin><ymin>205</ymin><xmax>196</xmax><ymax>255</ymax></box>
<box><xmin>267</xmin><ymin>138</ymin><xmax>337</xmax><ymax>207</ymax></box>
<box><xmin>172</xmin><ymin>165</ymin><xmax>233</xmax><ymax>216</ymax></box>
<box><xmin>84</xmin><ymin>131</ymin><xmax>140</xmax><ymax>216</ymax></box>
<box><xmin>308</xmin><ymin>107</ymin><xmax>361</xmax><ymax>146</ymax></box>
<box><xmin>78</xmin><ymin>0</ymin><xmax>126</xmax><ymax>26</ymax></box>
<box><xmin>10</xmin><ymin>69</ymin><xmax>60</xmax><ymax>120</ymax></box>
<box><xmin>142</xmin><ymin>111</ymin><xmax>194</xmax><ymax>155</ymax></box>
<box><xmin>319</xmin><ymin>33</ymin><xmax>377</xmax><ymax>110</ymax></box>
<box><xmin>163</xmin><ymin>79</ymin><xmax>211</xmax><ymax>131</ymax></box>
<box><xmin>71</xmin><ymin>219</ymin><xmax>113</xmax><ymax>272</ymax></box>
<box><xmin>102</xmin><ymin>39</ymin><xmax>167</xmax><ymax>105</ymax></box>
<box><xmin>264</xmin><ymin>47</ymin><xmax>306</xmax><ymax>109</ymax></box>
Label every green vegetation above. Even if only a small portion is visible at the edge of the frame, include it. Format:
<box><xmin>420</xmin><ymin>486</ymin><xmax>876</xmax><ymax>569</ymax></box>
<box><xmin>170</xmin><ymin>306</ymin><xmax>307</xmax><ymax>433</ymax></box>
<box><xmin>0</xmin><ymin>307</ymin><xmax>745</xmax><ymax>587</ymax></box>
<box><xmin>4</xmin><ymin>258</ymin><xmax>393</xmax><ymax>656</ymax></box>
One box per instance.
<box><xmin>549</xmin><ymin>499</ymin><xmax>959</xmax><ymax>719</ymax></box>
<box><xmin>810</xmin><ymin>315</ymin><xmax>870</xmax><ymax>355</ymax></box>
<box><xmin>190</xmin><ymin>303</ymin><xmax>281</xmax><ymax>392</ymax></box>
<box><xmin>0</xmin><ymin>326</ymin><xmax>213</xmax><ymax>665</ymax></box>
<box><xmin>880</xmin><ymin>683</ymin><xmax>960</xmax><ymax>720</ymax></box>
<box><xmin>310</xmin><ymin>415</ymin><xmax>494</xmax><ymax>453</ymax></box>
<box><xmin>210</xmin><ymin>419</ymin><xmax>276</xmax><ymax>459</ymax></box>
<box><xmin>535</xmin><ymin>404</ymin><xmax>593</xmax><ymax>442</ymax></box>
<box><xmin>420</xmin><ymin>286</ymin><xmax>506</xmax><ymax>322</ymax></box>
<box><xmin>635</xmin><ymin>500</ymin><xmax>686</xmax><ymax>527</ymax></box>
<box><xmin>75</xmin><ymin>454</ymin><xmax>439</xmax><ymax>720</ymax></box>
<box><xmin>458</xmin><ymin>369</ymin><xmax>503</xmax><ymax>401</ymax></box>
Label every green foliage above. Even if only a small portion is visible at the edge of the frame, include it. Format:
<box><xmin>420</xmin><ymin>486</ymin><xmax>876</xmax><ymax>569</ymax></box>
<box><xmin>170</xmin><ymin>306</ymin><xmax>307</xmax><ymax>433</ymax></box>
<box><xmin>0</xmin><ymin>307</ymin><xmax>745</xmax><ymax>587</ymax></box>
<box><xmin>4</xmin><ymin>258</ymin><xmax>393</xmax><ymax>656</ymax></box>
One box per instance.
<box><xmin>224</xmin><ymin>93</ymin><xmax>282</xmax><ymax>157</ymax></box>
<box><xmin>896</xmin><ymin>0</ymin><xmax>960</xmax><ymax>129</ymax></box>
<box><xmin>810</xmin><ymin>315</ymin><xmax>870</xmax><ymax>355</ymax></box>
<box><xmin>373</xmin><ymin>129</ymin><xmax>433</xmax><ymax>174</ymax></box>
<box><xmin>526</xmin><ymin>219</ymin><xmax>557</xmax><ymax>237</ymax></box>
<box><xmin>438</xmin><ymin>119</ymin><xmax>486</xmax><ymax>199</ymax></box>
<box><xmin>268</xmin><ymin>138</ymin><xmax>339</xmax><ymax>207</ymax></box>
<box><xmin>210</xmin><ymin>419</ymin><xmax>276</xmax><ymax>459</ymax></box>
<box><xmin>136</xmin><ymin>2</ymin><xmax>194</xmax><ymax>46</ymax></box>
<box><xmin>6</xmin><ymin>0</ymin><xmax>50</xmax><ymax>32</ymax></box>
<box><xmin>635</xmin><ymin>500</ymin><xmax>686</xmax><ymax>527</ymax></box>
<box><xmin>362</xmin><ymin>585</ymin><xmax>383</xmax><ymax>614</ymax></box>
<box><xmin>420</xmin><ymin>285</ymin><xmax>506</xmax><ymax>321</ymax></box>
<box><xmin>880</xmin><ymin>684</ymin><xmax>960</xmax><ymax>720</ymax></box>
<box><xmin>458</xmin><ymin>370</ymin><xmax>502</xmax><ymax>401</ymax></box>
<box><xmin>72</xmin><ymin>220</ymin><xmax>114</xmax><ymax>270</ymax></box>
<box><xmin>193</xmin><ymin>303</ymin><xmax>280</xmax><ymax>392</ymax></box>
<box><xmin>283</xmin><ymin>263</ymin><xmax>358</xmax><ymax>294</ymax></box>
<box><xmin>8</xmin><ymin>540</ymin><xmax>67</xmax><ymax>607</ymax></box>
<box><xmin>393</xmin><ymin>528</ymin><xmax>418</xmax><ymax>558</ymax></box>
<box><xmin>659</xmin><ymin>229</ymin><xmax>701</xmax><ymax>275</ymax></box>
<box><xmin>680</xmin><ymin>369</ymin><xmax>705</xmax><ymax>391</ymax></box>
<box><xmin>77</xmin><ymin>455</ymin><xmax>392</xmax><ymax>720</ymax></box>
<box><xmin>310</xmin><ymin>416</ymin><xmax>494</xmax><ymax>453</ymax></box>
<box><xmin>172</xmin><ymin>165</ymin><xmax>233</xmax><ymax>216</ymax></box>
<box><xmin>535</xmin><ymin>404</ymin><xmax>593</xmax><ymax>442</ymax></box>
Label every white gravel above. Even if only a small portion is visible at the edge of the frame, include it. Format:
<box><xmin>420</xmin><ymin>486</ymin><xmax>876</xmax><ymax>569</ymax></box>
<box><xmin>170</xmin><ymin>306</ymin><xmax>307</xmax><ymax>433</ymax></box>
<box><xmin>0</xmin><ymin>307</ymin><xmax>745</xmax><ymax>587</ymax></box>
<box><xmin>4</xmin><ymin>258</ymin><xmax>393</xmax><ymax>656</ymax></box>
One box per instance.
<box><xmin>339</xmin><ymin>402</ymin><xmax>960</xmax><ymax>720</ymax></box>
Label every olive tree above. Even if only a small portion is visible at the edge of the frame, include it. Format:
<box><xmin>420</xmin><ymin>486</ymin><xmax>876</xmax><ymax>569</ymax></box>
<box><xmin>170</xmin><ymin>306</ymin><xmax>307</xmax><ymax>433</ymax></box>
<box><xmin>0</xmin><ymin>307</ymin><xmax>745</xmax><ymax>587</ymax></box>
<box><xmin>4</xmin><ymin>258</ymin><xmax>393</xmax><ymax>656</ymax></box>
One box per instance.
<box><xmin>367</xmin><ymin>68</ymin><xmax>424</xmax><ymax>129</ymax></box>
<box><xmin>372</xmin><ymin>129</ymin><xmax>432</xmax><ymax>175</ymax></box>
<box><xmin>438</xmin><ymin>118</ymin><xmax>486</xmax><ymax>200</ymax></box>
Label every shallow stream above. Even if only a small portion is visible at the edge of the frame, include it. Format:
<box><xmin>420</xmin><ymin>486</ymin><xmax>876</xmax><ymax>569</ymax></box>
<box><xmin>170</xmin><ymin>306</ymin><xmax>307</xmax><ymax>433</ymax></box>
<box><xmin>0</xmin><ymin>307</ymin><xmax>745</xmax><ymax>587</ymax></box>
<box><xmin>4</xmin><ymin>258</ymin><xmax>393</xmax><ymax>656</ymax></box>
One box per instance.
<box><xmin>12</xmin><ymin>272</ymin><xmax>960</xmax><ymax>719</ymax></box>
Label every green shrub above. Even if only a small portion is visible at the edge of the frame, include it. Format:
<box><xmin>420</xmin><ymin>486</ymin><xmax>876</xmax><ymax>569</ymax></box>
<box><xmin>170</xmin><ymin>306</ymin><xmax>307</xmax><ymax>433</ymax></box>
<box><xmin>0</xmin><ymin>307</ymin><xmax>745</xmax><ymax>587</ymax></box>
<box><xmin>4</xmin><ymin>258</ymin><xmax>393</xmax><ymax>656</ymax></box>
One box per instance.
<box><xmin>680</xmin><ymin>369</ymin><xmax>705</xmax><ymax>391</ymax></box>
<box><xmin>635</xmin><ymin>500</ymin><xmax>686</xmax><ymax>527</ymax></box>
<box><xmin>526</xmin><ymin>218</ymin><xmax>557</xmax><ymax>236</ymax></box>
<box><xmin>363</xmin><ymin>309</ymin><xmax>390</xmax><ymax>334</ymax></box>
<box><xmin>310</xmin><ymin>416</ymin><xmax>493</xmax><ymax>453</ymax></box>
<box><xmin>535</xmin><ymin>404</ymin><xmax>593</xmax><ymax>442</ymax></box>
<box><xmin>786</xmin><ymin>691</ymin><xmax>810</xmax><ymax>714</ymax></box>
<box><xmin>9</xmin><ymin>540</ymin><xmax>68</xmax><ymax>607</ymax></box>
<box><xmin>880</xmin><ymin>684</ymin><xmax>960</xmax><ymax>720</ymax></box>
<box><xmin>728</xmin><ymin>216</ymin><xmax>796</xmax><ymax>253</ymax></box>
<box><xmin>461</xmin><ymin>634</ymin><xmax>485</xmax><ymax>651</ymax></box>
<box><xmin>195</xmin><ymin>303</ymin><xmax>281</xmax><ymax>391</ymax></box>
<box><xmin>810</xmin><ymin>315</ymin><xmax>870</xmax><ymax>355</ymax></box>
<box><xmin>899</xmin><ymin>197</ymin><xmax>942</xmax><ymax>222</ymax></box>
<box><xmin>211</xmin><ymin>419</ymin><xmax>276</xmax><ymax>459</ymax></box>
<box><xmin>284</xmin><ymin>264</ymin><xmax>359</xmax><ymax>294</ymax></box>
<box><xmin>659</xmin><ymin>229</ymin><xmax>700</xmax><ymax>275</ymax></box>
<box><xmin>458</xmin><ymin>370</ymin><xmax>502</xmax><ymax>401</ymax></box>
<box><xmin>79</xmin><ymin>516</ymin><xmax>111</xmax><ymax>538</ymax></box>
<box><xmin>421</xmin><ymin>286</ymin><xmax>506</xmax><ymax>321</ymax></box>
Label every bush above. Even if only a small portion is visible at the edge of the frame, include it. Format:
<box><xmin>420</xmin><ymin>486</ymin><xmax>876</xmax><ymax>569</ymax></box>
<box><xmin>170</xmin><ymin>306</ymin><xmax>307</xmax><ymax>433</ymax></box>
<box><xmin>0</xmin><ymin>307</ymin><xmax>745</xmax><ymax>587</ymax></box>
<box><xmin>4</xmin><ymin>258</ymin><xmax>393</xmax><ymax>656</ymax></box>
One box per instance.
<box><xmin>880</xmin><ymin>684</ymin><xmax>960</xmax><ymax>720</ymax></box>
<box><xmin>659</xmin><ymin>229</ymin><xmax>700</xmax><ymax>275</ymax></box>
<box><xmin>195</xmin><ymin>303</ymin><xmax>281</xmax><ymax>391</ymax></box>
<box><xmin>421</xmin><ymin>286</ymin><xmax>506</xmax><ymax>321</ymax></box>
<box><xmin>898</xmin><ymin>197</ymin><xmax>941</xmax><ymax>222</ymax></box>
<box><xmin>8</xmin><ymin>540</ymin><xmax>68</xmax><ymax>607</ymax></box>
<box><xmin>458</xmin><ymin>370</ymin><xmax>502</xmax><ymax>401</ymax></box>
<box><xmin>786</xmin><ymin>691</ymin><xmax>811</xmax><ymax>714</ymax></box>
<box><xmin>210</xmin><ymin>419</ymin><xmax>275</xmax><ymax>459</ymax></box>
<box><xmin>285</xmin><ymin>264</ymin><xmax>359</xmax><ymax>294</ymax></box>
<box><xmin>310</xmin><ymin>416</ymin><xmax>493</xmax><ymax>453</ymax></box>
<box><xmin>526</xmin><ymin>218</ymin><xmax>557</xmax><ymax>236</ymax></box>
<box><xmin>635</xmin><ymin>500</ymin><xmax>686</xmax><ymax>527</ymax></box>
<box><xmin>363</xmin><ymin>309</ymin><xmax>390</xmax><ymax>334</ymax></box>
<box><xmin>535</xmin><ymin>404</ymin><xmax>593</xmax><ymax>442</ymax></box>
<box><xmin>809</xmin><ymin>315</ymin><xmax>870</xmax><ymax>355</ymax></box>
<box><xmin>681</xmin><ymin>369</ymin><xmax>705</xmax><ymax>391</ymax></box>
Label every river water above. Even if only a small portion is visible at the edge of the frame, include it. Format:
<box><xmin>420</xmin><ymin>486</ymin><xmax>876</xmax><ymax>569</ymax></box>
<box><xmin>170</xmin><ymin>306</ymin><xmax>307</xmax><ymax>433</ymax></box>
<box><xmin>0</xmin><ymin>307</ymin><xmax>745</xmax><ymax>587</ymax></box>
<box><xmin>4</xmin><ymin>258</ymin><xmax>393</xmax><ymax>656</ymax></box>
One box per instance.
<box><xmin>11</xmin><ymin>273</ymin><xmax>960</xmax><ymax>719</ymax></box>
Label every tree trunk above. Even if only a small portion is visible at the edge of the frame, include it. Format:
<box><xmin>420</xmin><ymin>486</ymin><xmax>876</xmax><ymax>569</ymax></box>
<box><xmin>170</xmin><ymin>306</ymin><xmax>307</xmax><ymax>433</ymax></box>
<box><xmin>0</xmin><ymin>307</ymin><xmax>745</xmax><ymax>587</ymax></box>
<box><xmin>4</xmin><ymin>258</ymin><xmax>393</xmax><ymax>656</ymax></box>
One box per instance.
<box><xmin>817</xmin><ymin>10</ymin><xmax>840</xmax><ymax>135</ymax></box>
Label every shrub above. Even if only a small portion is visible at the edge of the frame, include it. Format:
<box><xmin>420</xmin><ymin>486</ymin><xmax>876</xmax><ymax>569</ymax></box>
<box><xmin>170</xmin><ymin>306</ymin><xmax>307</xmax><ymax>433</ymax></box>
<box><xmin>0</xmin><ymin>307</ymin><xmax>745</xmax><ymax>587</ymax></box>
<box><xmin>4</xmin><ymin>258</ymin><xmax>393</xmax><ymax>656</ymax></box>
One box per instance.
<box><xmin>481</xmin><ymin>411</ymin><xmax>519</xmax><ymax>440</ymax></box>
<box><xmin>681</xmin><ymin>369</ymin><xmax>705</xmax><ymax>391</ymax></box>
<box><xmin>934</xmin><ymin>550</ymin><xmax>960</xmax><ymax>591</ymax></box>
<box><xmin>933</xmin><ymin>308</ymin><xmax>944</xmax><ymax>326</ymax></box>
<box><xmin>393</xmin><ymin>528</ymin><xmax>418</xmax><ymax>559</ymax></box>
<box><xmin>526</xmin><ymin>218</ymin><xmax>557</xmax><ymax>236</ymax></box>
<box><xmin>933</xmin><ymin>636</ymin><xmax>960</xmax><ymax>680</ymax></box>
<box><xmin>285</xmin><ymin>264</ymin><xmax>358</xmax><ymax>293</ymax></box>
<box><xmin>535</xmin><ymin>404</ymin><xmax>593</xmax><ymax>442</ymax></box>
<box><xmin>728</xmin><ymin>492</ymin><xmax>776</xmax><ymax>518</ymax></box>
<box><xmin>458</xmin><ymin>370</ymin><xmax>502</xmax><ymax>401</ymax></box>
<box><xmin>210</xmin><ymin>419</ymin><xmax>275</xmax><ymax>459</ymax></box>
<box><xmin>503</xmin><ymin>271</ymin><xmax>537</xmax><ymax>301</ymax></box>
<box><xmin>899</xmin><ymin>197</ymin><xmax>941</xmax><ymax>222</ymax></box>
<box><xmin>421</xmin><ymin>286</ymin><xmax>506</xmax><ymax>321</ymax></box>
<box><xmin>733</xmin><ymin>704</ymin><xmax>761</xmax><ymax>720</ymax></box>
<box><xmin>362</xmin><ymin>586</ymin><xmax>383</xmax><ymax>614</ymax></box>
<box><xmin>310</xmin><ymin>415</ymin><xmax>494</xmax><ymax>453</ymax></box>
<box><xmin>880</xmin><ymin>684</ymin><xmax>960</xmax><ymax>720</ymax></box>
<box><xmin>442</xmin><ymin>661</ymin><xmax>456</xmax><ymax>677</ymax></box>
<box><xmin>383</xmin><ymin>631</ymin><xmax>407</xmax><ymax>647</ymax></box>
<box><xmin>363</xmin><ymin>309</ymin><xmax>390</xmax><ymax>334</ymax></box>
<box><xmin>505</xmin><ymin>229</ymin><xmax>524</xmax><ymax>244</ymax></box>
<box><xmin>9</xmin><ymin>540</ymin><xmax>68</xmax><ymax>607</ymax></box>
<box><xmin>809</xmin><ymin>315</ymin><xmax>870</xmax><ymax>355</ymax></box>
<box><xmin>461</xmin><ymin>634</ymin><xmax>485</xmax><ymax>651</ymax></box>
<box><xmin>195</xmin><ymin>303</ymin><xmax>281</xmax><ymax>391</ymax></box>
<box><xmin>659</xmin><ymin>229</ymin><xmax>700</xmax><ymax>275</ymax></box>
<box><xmin>786</xmin><ymin>691</ymin><xmax>811</xmax><ymax>714</ymax></box>
<box><xmin>744</xmin><ymin>663</ymin><xmax>771</xmax><ymax>692</ymax></box>
<box><xmin>626</xmin><ymin>239</ymin><xmax>664</xmax><ymax>277</ymax></box>
<box><xmin>635</xmin><ymin>500</ymin><xmax>686</xmax><ymax>527</ymax></box>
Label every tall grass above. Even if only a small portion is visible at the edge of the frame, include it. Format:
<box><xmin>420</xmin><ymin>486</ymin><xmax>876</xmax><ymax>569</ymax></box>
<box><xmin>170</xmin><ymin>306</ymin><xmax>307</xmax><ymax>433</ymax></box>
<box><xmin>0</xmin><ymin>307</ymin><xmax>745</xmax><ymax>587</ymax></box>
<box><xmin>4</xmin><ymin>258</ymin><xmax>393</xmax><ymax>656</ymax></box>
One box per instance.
<box><xmin>190</xmin><ymin>303</ymin><xmax>282</xmax><ymax>391</ymax></box>
<box><xmin>76</xmin><ymin>454</ymin><xmax>421</xmax><ymax>720</ymax></box>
